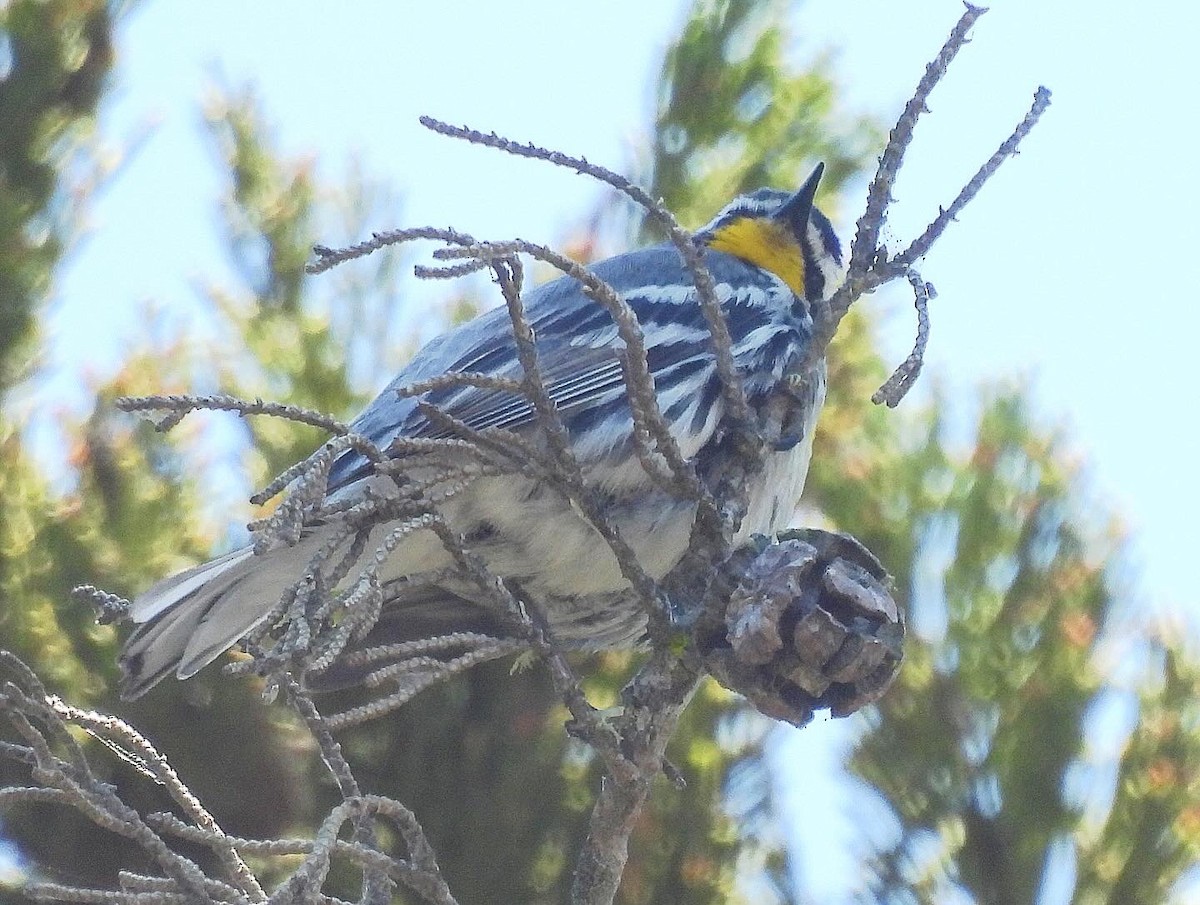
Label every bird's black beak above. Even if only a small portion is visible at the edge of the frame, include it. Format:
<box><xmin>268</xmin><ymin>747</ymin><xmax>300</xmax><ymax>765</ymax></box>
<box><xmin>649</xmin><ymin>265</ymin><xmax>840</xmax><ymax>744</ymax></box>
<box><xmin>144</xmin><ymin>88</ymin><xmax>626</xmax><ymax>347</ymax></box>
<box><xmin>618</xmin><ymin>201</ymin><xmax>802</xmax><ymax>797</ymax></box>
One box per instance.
<box><xmin>774</xmin><ymin>163</ymin><xmax>825</xmax><ymax>231</ymax></box>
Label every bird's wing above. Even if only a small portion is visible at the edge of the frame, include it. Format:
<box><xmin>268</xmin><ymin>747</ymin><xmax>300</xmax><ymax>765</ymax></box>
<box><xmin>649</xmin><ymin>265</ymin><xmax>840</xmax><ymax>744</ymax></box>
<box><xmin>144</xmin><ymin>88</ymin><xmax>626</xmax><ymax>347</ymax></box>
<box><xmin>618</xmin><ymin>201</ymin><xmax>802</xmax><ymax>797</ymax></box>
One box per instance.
<box><xmin>415</xmin><ymin>345</ymin><xmax>624</xmax><ymax>438</ymax></box>
<box><xmin>324</xmin><ymin>246</ymin><xmax>803</xmax><ymax>495</ymax></box>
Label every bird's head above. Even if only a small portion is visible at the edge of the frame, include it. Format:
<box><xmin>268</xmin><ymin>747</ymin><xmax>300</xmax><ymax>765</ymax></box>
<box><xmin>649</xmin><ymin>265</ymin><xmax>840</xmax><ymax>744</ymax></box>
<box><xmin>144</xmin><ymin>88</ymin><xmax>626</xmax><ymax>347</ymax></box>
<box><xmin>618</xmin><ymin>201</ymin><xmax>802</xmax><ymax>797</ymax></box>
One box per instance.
<box><xmin>696</xmin><ymin>163</ymin><xmax>844</xmax><ymax>304</ymax></box>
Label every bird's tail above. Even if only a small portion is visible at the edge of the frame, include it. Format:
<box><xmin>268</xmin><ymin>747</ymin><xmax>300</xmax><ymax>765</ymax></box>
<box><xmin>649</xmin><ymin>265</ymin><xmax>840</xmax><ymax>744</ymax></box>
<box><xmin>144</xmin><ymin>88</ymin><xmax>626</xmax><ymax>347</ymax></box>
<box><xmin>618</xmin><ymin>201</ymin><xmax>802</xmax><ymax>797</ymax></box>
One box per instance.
<box><xmin>119</xmin><ymin>543</ymin><xmax>302</xmax><ymax>699</ymax></box>
<box><xmin>119</xmin><ymin>537</ymin><xmax>518</xmax><ymax>700</ymax></box>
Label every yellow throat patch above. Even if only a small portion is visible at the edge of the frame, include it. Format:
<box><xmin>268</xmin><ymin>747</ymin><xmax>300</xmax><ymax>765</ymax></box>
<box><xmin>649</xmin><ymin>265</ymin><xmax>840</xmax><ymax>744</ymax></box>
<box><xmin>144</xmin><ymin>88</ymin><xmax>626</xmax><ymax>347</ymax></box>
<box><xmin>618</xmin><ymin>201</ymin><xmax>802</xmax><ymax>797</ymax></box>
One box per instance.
<box><xmin>706</xmin><ymin>217</ymin><xmax>806</xmax><ymax>298</ymax></box>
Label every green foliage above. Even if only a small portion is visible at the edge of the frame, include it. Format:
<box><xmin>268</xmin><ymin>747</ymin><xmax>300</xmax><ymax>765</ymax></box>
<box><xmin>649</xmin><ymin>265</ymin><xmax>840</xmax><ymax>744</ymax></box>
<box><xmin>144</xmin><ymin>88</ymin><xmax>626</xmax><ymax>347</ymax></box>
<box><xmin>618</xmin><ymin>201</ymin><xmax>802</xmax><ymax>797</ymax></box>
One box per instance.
<box><xmin>0</xmin><ymin>0</ymin><xmax>115</xmax><ymax>390</ymax></box>
<box><xmin>839</xmin><ymin>390</ymin><xmax>1105</xmax><ymax>900</ymax></box>
<box><xmin>809</xmin><ymin>335</ymin><xmax>1200</xmax><ymax>901</ymax></box>
<box><xmin>648</xmin><ymin>0</ymin><xmax>878</xmax><ymax>233</ymax></box>
<box><xmin>1075</xmin><ymin>641</ymin><xmax>1200</xmax><ymax>904</ymax></box>
<box><xmin>200</xmin><ymin>88</ymin><xmax>416</xmax><ymax>484</ymax></box>
<box><xmin>0</xmin><ymin>75</ymin><xmax>390</xmax><ymax>894</ymax></box>
<box><xmin>0</xmin><ymin>356</ymin><xmax>222</xmax><ymax>887</ymax></box>
<box><xmin>202</xmin><ymin>88</ymin><xmax>358</xmax><ymax>478</ymax></box>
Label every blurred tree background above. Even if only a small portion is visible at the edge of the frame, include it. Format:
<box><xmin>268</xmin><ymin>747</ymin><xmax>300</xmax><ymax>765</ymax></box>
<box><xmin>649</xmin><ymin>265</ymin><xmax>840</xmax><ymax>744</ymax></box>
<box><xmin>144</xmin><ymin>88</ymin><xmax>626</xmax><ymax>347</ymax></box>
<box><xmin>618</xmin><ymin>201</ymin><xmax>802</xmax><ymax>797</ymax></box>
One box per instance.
<box><xmin>1</xmin><ymin>0</ymin><xmax>1198</xmax><ymax>903</ymax></box>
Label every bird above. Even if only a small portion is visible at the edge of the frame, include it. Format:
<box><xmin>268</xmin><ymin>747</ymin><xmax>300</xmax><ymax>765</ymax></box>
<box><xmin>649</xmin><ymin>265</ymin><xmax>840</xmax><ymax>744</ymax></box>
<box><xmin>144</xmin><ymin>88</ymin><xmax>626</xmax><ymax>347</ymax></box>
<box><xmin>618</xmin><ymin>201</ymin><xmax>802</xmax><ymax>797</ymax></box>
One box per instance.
<box><xmin>118</xmin><ymin>163</ymin><xmax>844</xmax><ymax>699</ymax></box>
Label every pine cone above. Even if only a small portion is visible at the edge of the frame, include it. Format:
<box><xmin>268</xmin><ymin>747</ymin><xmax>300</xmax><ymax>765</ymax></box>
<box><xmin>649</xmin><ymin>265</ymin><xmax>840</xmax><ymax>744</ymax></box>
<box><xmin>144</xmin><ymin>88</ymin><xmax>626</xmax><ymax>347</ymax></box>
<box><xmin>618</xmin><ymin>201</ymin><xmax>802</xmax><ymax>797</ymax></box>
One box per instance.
<box><xmin>694</xmin><ymin>529</ymin><xmax>904</xmax><ymax>727</ymax></box>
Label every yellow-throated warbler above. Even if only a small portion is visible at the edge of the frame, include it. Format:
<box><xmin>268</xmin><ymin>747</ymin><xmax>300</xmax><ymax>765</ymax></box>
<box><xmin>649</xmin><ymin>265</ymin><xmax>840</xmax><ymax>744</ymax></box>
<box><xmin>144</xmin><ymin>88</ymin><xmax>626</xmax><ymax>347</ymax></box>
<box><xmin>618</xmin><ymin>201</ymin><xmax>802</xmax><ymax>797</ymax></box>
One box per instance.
<box><xmin>119</xmin><ymin>164</ymin><xmax>844</xmax><ymax>698</ymax></box>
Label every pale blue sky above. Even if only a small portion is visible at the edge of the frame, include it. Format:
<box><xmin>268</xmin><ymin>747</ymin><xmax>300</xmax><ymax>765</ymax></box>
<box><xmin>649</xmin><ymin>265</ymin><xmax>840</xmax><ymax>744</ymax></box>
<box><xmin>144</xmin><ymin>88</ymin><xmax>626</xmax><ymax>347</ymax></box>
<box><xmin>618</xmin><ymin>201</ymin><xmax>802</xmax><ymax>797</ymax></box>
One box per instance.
<box><xmin>30</xmin><ymin>0</ymin><xmax>1200</xmax><ymax>899</ymax></box>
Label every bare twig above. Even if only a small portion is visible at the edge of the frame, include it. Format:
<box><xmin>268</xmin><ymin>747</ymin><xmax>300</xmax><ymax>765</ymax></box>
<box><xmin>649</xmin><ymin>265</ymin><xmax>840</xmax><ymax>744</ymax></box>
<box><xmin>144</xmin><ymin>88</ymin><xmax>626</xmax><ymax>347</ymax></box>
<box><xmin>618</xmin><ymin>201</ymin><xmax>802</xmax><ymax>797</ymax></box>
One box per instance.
<box><xmin>46</xmin><ymin>697</ymin><xmax>265</xmax><ymax>901</ymax></box>
<box><xmin>252</xmin><ymin>433</ymin><xmax>384</xmax><ymax>505</ymax></box>
<box><xmin>412</xmin><ymin>258</ymin><xmax>491</xmax><ymax>280</ymax></box>
<box><xmin>281</xmin><ymin>680</ymin><xmax>425</xmax><ymax>905</ymax></box>
<box><xmin>115</xmin><ymin>394</ymin><xmax>349</xmax><ymax>436</ymax></box>
<box><xmin>570</xmin><ymin>652</ymin><xmax>702</xmax><ymax>905</ymax></box>
<box><xmin>803</xmin><ymin>6</ymin><xmax>1050</xmax><ymax>414</ymax></box>
<box><xmin>893</xmin><ymin>85</ymin><xmax>1052</xmax><ymax>268</ymax></box>
<box><xmin>307</xmin><ymin>227</ymin><xmax>477</xmax><ymax>276</ymax></box>
<box><xmin>844</xmin><ymin>3</ymin><xmax>988</xmax><ymax>294</ymax></box>
<box><xmin>394</xmin><ymin>371</ymin><xmax>527</xmax><ymax>399</ymax></box>
<box><xmin>1</xmin><ymin>655</ymin><xmax>234</xmax><ymax>904</ymax></box>
<box><xmin>323</xmin><ymin>638</ymin><xmax>527</xmax><ymax>730</ymax></box>
<box><xmin>873</xmin><ymin>271</ymin><xmax>934</xmax><ymax>408</ymax></box>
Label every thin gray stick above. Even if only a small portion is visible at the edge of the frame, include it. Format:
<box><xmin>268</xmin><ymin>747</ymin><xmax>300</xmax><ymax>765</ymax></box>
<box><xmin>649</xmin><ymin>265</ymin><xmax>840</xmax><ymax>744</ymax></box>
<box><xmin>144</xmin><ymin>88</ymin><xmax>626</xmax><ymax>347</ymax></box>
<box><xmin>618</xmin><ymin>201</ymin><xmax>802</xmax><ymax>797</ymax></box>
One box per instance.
<box><xmin>844</xmin><ymin>3</ymin><xmax>987</xmax><ymax>295</ymax></box>
<box><xmin>872</xmin><ymin>271</ymin><xmax>933</xmax><ymax>408</ymax></box>
<box><xmin>115</xmin><ymin>394</ymin><xmax>348</xmax><ymax>435</ymax></box>
<box><xmin>307</xmin><ymin>227</ymin><xmax>478</xmax><ymax>276</ymax></box>
<box><xmin>47</xmin><ymin>697</ymin><xmax>265</xmax><ymax>901</ymax></box>
<box><xmin>892</xmin><ymin>85</ymin><xmax>1052</xmax><ymax>268</ymax></box>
